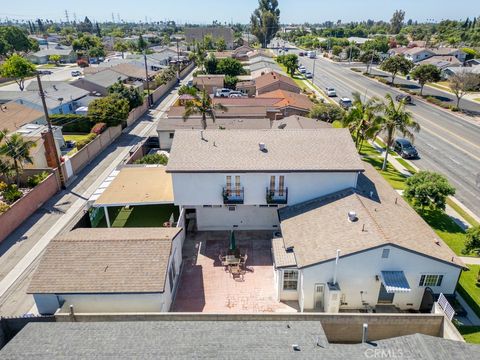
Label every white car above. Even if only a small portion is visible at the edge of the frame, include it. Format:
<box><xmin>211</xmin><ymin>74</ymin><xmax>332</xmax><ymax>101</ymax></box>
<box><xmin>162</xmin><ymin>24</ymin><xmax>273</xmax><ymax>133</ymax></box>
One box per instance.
<box><xmin>298</xmin><ymin>67</ymin><xmax>307</xmax><ymax>74</ymax></box>
<box><xmin>215</xmin><ymin>88</ymin><xmax>232</xmax><ymax>98</ymax></box>
<box><xmin>228</xmin><ymin>91</ymin><xmax>246</xmax><ymax>98</ymax></box>
<box><xmin>325</xmin><ymin>87</ymin><xmax>337</xmax><ymax>97</ymax></box>
<box><xmin>305</xmin><ymin>72</ymin><xmax>313</xmax><ymax>79</ymax></box>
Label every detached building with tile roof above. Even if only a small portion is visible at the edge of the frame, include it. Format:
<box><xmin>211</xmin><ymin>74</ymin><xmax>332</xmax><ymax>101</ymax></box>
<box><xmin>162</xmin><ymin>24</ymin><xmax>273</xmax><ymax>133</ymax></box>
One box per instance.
<box><xmin>28</xmin><ymin>227</ymin><xmax>183</xmax><ymax>315</ymax></box>
<box><xmin>255</xmin><ymin>71</ymin><xmax>301</xmax><ymax>95</ymax></box>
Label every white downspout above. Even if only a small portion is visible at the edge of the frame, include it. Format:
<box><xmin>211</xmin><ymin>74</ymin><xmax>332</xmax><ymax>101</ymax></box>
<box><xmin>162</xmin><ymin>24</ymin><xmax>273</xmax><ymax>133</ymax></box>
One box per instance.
<box><xmin>333</xmin><ymin>249</ymin><xmax>341</xmax><ymax>285</ymax></box>
<box><xmin>104</xmin><ymin>206</ymin><xmax>111</xmax><ymax>228</ymax></box>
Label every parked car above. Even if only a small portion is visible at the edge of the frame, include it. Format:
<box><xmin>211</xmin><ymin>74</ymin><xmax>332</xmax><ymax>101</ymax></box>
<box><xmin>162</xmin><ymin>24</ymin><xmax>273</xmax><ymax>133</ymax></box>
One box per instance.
<box><xmin>325</xmin><ymin>87</ymin><xmax>337</xmax><ymax>97</ymax></box>
<box><xmin>394</xmin><ymin>138</ymin><xmax>418</xmax><ymax>159</ymax></box>
<box><xmin>215</xmin><ymin>88</ymin><xmax>232</xmax><ymax>98</ymax></box>
<box><xmin>298</xmin><ymin>67</ymin><xmax>306</xmax><ymax>74</ymax></box>
<box><xmin>71</xmin><ymin>70</ymin><xmax>82</xmax><ymax>77</ymax></box>
<box><xmin>305</xmin><ymin>72</ymin><xmax>313</xmax><ymax>79</ymax></box>
<box><xmin>228</xmin><ymin>91</ymin><xmax>247</xmax><ymax>98</ymax></box>
<box><xmin>299</xmin><ymin>52</ymin><xmax>305</xmax><ymax>56</ymax></box>
<box><xmin>395</xmin><ymin>94</ymin><xmax>413</xmax><ymax>104</ymax></box>
<box><xmin>308</xmin><ymin>51</ymin><xmax>317</xmax><ymax>59</ymax></box>
<box><xmin>38</xmin><ymin>70</ymin><xmax>53</xmax><ymax>75</ymax></box>
<box><xmin>339</xmin><ymin>97</ymin><xmax>353</xmax><ymax>109</ymax></box>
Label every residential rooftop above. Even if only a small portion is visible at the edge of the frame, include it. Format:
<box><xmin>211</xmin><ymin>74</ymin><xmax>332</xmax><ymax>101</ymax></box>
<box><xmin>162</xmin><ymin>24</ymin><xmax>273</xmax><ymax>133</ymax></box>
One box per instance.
<box><xmin>258</xmin><ymin>90</ymin><xmax>314</xmax><ymax>111</ymax></box>
<box><xmin>0</xmin><ymin>101</ymin><xmax>45</xmax><ymax>132</ymax></box>
<box><xmin>27</xmin><ymin>227</ymin><xmax>182</xmax><ymax>294</ymax></box>
<box><xmin>1</xmin><ymin>321</ymin><xmax>478</xmax><ymax>359</ymax></box>
<box><xmin>274</xmin><ymin>115</ymin><xmax>332</xmax><ymax>129</ymax></box>
<box><xmin>166</xmin><ymin>129</ymin><xmax>365</xmax><ymax>173</ymax></box>
<box><xmin>278</xmin><ymin>164</ymin><xmax>465</xmax><ymax>269</ymax></box>
<box><xmin>157</xmin><ymin>116</ymin><xmax>271</xmax><ymax>131</ymax></box>
<box><xmin>77</xmin><ymin>68</ymin><xmax>128</xmax><ymax>88</ymax></box>
<box><xmin>254</xmin><ymin>71</ymin><xmax>300</xmax><ymax>92</ymax></box>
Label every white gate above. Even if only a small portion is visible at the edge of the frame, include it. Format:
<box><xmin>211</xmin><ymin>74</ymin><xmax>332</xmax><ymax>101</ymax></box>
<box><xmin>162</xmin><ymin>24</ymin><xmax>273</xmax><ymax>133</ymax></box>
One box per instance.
<box><xmin>438</xmin><ymin>293</ymin><xmax>455</xmax><ymax>321</ymax></box>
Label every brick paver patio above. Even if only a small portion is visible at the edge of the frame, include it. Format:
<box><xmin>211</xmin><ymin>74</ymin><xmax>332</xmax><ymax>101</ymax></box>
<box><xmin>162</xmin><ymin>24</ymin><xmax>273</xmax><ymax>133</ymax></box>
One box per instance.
<box><xmin>172</xmin><ymin>231</ymin><xmax>298</xmax><ymax>313</ymax></box>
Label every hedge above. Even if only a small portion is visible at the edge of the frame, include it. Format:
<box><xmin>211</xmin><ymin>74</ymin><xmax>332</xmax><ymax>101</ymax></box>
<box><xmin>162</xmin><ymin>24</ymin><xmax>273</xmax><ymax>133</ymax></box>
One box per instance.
<box><xmin>50</xmin><ymin>114</ymin><xmax>94</xmax><ymax>133</ymax></box>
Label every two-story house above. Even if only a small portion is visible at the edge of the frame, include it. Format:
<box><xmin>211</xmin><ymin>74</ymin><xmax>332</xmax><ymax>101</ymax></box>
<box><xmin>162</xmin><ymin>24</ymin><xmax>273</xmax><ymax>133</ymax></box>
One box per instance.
<box><xmin>166</xmin><ymin>129</ymin><xmax>365</xmax><ymax>231</ymax></box>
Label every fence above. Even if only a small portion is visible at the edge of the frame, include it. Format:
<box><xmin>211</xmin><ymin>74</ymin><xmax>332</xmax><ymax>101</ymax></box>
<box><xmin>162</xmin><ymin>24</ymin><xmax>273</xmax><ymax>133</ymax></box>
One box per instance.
<box><xmin>438</xmin><ymin>293</ymin><xmax>455</xmax><ymax>321</ymax></box>
<box><xmin>0</xmin><ymin>171</ymin><xmax>60</xmax><ymax>243</ymax></box>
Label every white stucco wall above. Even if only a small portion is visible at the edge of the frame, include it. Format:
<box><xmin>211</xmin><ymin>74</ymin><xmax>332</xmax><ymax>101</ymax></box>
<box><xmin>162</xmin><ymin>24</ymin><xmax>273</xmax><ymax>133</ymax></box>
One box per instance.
<box><xmin>172</xmin><ymin>172</ymin><xmax>359</xmax><ymax>207</ymax></box>
<box><xmin>195</xmin><ymin>205</ymin><xmax>280</xmax><ymax>230</ymax></box>
<box><xmin>298</xmin><ymin>246</ymin><xmax>461</xmax><ymax>311</ymax></box>
<box><xmin>158</xmin><ymin>131</ymin><xmax>174</xmax><ymax>150</ymax></box>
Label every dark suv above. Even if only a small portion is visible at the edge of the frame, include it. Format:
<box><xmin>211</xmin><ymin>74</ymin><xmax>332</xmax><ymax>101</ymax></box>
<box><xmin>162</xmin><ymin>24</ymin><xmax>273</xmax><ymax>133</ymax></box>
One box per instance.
<box><xmin>339</xmin><ymin>97</ymin><xmax>352</xmax><ymax>109</ymax></box>
<box><xmin>395</xmin><ymin>94</ymin><xmax>413</xmax><ymax>104</ymax></box>
<box><xmin>394</xmin><ymin>138</ymin><xmax>418</xmax><ymax>159</ymax></box>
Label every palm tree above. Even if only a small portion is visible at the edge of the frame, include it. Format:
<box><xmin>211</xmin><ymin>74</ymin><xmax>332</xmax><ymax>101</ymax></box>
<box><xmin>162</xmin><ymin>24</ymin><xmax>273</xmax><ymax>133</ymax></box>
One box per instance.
<box><xmin>183</xmin><ymin>91</ymin><xmax>227</xmax><ymax>130</ymax></box>
<box><xmin>190</xmin><ymin>43</ymin><xmax>207</xmax><ymax>72</ymax></box>
<box><xmin>375</xmin><ymin>94</ymin><xmax>420</xmax><ymax>171</ymax></box>
<box><xmin>0</xmin><ymin>133</ymin><xmax>37</xmax><ymax>186</ymax></box>
<box><xmin>342</xmin><ymin>92</ymin><xmax>383</xmax><ymax>153</ymax></box>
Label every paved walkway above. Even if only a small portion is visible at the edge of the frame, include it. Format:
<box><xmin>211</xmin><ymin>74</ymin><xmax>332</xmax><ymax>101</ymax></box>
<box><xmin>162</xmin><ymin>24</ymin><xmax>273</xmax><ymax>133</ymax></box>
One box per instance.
<box><xmin>0</xmin><ymin>72</ymin><xmax>194</xmax><ymax>316</ymax></box>
<box><xmin>459</xmin><ymin>257</ymin><xmax>480</xmax><ymax>265</ymax></box>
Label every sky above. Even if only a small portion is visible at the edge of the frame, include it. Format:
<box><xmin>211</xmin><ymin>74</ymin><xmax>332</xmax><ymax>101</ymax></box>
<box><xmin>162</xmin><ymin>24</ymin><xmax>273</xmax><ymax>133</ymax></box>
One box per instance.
<box><xmin>1</xmin><ymin>0</ymin><xmax>479</xmax><ymax>24</ymax></box>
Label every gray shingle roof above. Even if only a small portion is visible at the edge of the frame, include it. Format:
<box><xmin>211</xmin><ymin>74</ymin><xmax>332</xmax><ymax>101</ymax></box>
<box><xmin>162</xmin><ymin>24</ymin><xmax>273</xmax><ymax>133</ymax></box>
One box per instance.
<box><xmin>157</xmin><ymin>117</ymin><xmax>271</xmax><ymax>131</ymax></box>
<box><xmin>272</xmin><ymin>237</ymin><xmax>297</xmax><ymax>268</ymax></box>
<box><xmin>167</xmin><ymin>129</ymin><xmax>365</xmax><ymax>173</ymax></box>
<box><xmin>278</xmin><ymin>164</ymin><xmax>465</xmax><ymax>269</ymax></box>
<box><xmin>1</xmin><ymin>321</ymin><xmax>478</xmax><ymax>359</ymax></box>
<box><xmin>81</xmin><ymin>68</ymin><xmax>128</xmax><ymax>88</ymax></box>
<box><xmin>27</xmin><ymin>228</ymin><xmax>182</xmax><ymax>294</ymax></box>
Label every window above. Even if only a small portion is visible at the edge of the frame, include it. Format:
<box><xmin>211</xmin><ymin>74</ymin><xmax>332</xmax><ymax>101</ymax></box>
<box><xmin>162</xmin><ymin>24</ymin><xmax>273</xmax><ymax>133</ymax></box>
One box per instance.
<box><xmin>235</xmin><ymin>175</ymin><xmax>241</xmax><ymax>196</ymax></box>
<box><xmin>278</xmin><ymin>176</ymin><xmax>285</xmax><ymax>196</ymax></box>
<box><xmin>419</xmin><ymin>275</ymin><xmax>443</xmax><ymax>287</ymax></box>
<box><xmin>382</xmin><ymin>249</ymin><xmax>390</xmax><ymax>259</ymax></box>
<box><xmin>169</xmin><ymin>132</ymin><xmax>174</xmax><ymax>139</ymax></box>
<box><xmin>283</xmin><ymin>270</ymin><xmax>298</xmax><ymax>291</ymax></box>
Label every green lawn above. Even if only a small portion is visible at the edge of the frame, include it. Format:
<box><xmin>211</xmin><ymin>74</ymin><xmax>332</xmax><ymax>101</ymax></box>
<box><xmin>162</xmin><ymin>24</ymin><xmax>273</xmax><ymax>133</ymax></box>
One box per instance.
<box><xmin>446</xmin><ymin>198</ymin><xmax>480</xmax><ymax>227</ymax></box>
<box><xmin>63</xmin><ymin>133</ymin><xmax>91</xmax><ymax>142</ymax></box>
<box><xmin>395</xmin><ymin>157</ymin><xmax>417</xmax><ymax>174</ymax></box>
<box><xmin>457</xmin><ymin>265</ymin><xmax>480</xmax><ymax>320</ymax></box>
<box><xmin>473</xmin><ymin>98</ymin><xmax>480</xmax><ymax>103</ymax></box>
<box><xmin>96</xmin><ymin>204</ymin><xmax>179</xmax><ymax>228</ymax></box>
<box><xmin>458</xmin><ymin>326</ymin><xmax>480</xmax><ymax>344</ymax></box>
<box><xmin>362</xmin><ymin>156</ymin><xmax>407</xmax><ymax>190</ymax></box>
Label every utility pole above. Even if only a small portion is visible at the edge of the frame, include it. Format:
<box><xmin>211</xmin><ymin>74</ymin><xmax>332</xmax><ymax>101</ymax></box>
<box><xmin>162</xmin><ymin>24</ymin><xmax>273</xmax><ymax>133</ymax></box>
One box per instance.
<box><xmin>64</xmin><ymin>10</ymin><xmax>70</xmax><ymax>24</ymax></box>
<box><xmin>36</xmin><ymin>73</ymin><xmax>66</xmax><ymax>190</ymax></box>
<box><xmin>175</xmin><ymin>37</ymin><xmax>181</xmax><ymax>81</ymax></box>
<box><xmin>312</xmin><ymin>57</ymin><xmax>316</xmax><ymax>84</ymax></box>
<box><xmin>143</xmin><ymin>52</ymin><xmax>152</xmax><ymax>107</ymax></box>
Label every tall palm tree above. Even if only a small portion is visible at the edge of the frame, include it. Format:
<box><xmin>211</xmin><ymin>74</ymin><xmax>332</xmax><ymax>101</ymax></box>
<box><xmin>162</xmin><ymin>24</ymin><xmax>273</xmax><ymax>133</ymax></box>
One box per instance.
<box><xmin>183</xmin><ymin>90</ymin><xmax>227</xmax><ymax>130</ymax></box>
<box><xmin>190</xmin><ymin>43</ymin><xmax>207</xmax><ymax>72</ymax></box>
<box><xmin>0</xmin><ymin>133</ymin><xmax>36</xmax><ymax>186</ymax></box>
<box><xmin>375</xmin><ymin>94</ymin><xmax>420</xmax><ymax>171</ymax></box>
<box><xmin>342</xmin><ymin>92</ymin><xmax>383</xmax><ymax>153</ymax></box>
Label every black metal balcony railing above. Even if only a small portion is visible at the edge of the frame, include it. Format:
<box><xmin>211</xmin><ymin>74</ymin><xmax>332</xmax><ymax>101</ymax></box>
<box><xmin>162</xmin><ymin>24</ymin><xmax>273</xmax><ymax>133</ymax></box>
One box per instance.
<box><xmin>266</xmin><ymin>187</ymin><xmax>288</xmax><ymax>205</ymax></box>
<box><xmin>222</xmin><ymin>187</ymin><xmax>244</xmax><ymax>204</ymax></box>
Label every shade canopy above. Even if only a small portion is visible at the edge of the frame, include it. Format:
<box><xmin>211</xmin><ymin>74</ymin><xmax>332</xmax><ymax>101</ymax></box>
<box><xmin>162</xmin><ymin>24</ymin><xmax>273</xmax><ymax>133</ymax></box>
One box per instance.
<box><xmin>380</xmin><ymin>271</ymin><xmax>411</xmax><ymax>293</ymax></box>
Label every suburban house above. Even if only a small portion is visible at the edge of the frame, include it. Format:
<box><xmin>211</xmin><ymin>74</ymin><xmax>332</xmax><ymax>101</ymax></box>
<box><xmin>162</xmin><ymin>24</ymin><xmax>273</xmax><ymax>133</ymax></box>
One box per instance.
<box><xmin>255</xmin><ymin>71</ymin><xmax>301</xmax><ymax>95</ymax></box>
<box><xmin>235</xmin><ymin>79</ymin><xmax>256</xmax><ymax>97</ymax></box>
<box><xmin>257</xmin><ymin>90</ymin><xmax>314</xmax><ymax>117</ymax></box>
<box><xmin>28</xmin><ymin>227</ymin><xmax>184</xmax><ymax>315</ymax></box>
<box><xmin>72</xmin><ymin>69</ymin><xmax>129</xmax><ymax>96</ymax></box>
<box><xmin>249</xmin><ymin>61</ymin><xmax>283</xmax><ymax>77</ymax></box>
<box><xmin>0</xmin><ymin>101</ymin><xmax>46</xmax><ymax>133</ymax></box>
<box><xmin>417</xmin><ymin>55</ymin><xmax>462</xmax><ymax>70</ymax></box>
<box><xmin>166</xmin><ymin>129</ymin><xmax>364</xmax><ymax>231</ymax></box>
<box><xmin>193</xmin><ymin>74</ymin><xmax>225</xmax><ymax>94</ymax></box>
<box><xmin>274</xmin><ymin>115</ymin><xmax>332</xmax><ymax>129</ymax></box>
<box><xmin>273</xmin><ymin>164</ymin><xmax>465</xmax><ymax>312</ymax></box>
<box><xmin>403</xmin><ymin>48</ymin><xmax>435</xmax><ymax>63</ymax></box>
<box><xmin>27</xmin><ymin>46</ymin><xmax>76</xmax><ymax>65</ymax></box>
<box><xmin>185</xmin><ymin>27</ymin><xmax>234</xmax><ymax>49</ymax></box>
<box><xmin>232</xmin><ymin>45</ymin><xmax>254</xmax><ymax>61</ymax></box>
<box><xmin>166</xmin><ymin>103</ymin><xmax>278</xmax><ymax>121</ymax></box>
<box><xmin>432</xmin><ymin>47</ymin><xmax>467</xmax><ymax>63</ymax></box>
<box><xmin>442</xmin><ymin>65</ymin><xmax>480</xmax><ymax>79</ymax></box>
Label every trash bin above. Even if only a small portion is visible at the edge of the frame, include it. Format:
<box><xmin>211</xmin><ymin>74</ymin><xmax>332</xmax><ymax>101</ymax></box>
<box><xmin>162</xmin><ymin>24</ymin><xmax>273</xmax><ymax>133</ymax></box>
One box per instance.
<box><xmin>406</xmin><ymin>75</ymin><xmax>411</xmax><ymax>80</ymax></box>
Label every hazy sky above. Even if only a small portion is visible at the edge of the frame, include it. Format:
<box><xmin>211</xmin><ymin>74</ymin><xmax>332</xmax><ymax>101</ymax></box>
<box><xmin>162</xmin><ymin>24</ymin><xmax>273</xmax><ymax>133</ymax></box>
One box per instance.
<box><xmin>1</xmin><ymin>0</ymin><xmax>479</xmax><ymax>24</ymax></box>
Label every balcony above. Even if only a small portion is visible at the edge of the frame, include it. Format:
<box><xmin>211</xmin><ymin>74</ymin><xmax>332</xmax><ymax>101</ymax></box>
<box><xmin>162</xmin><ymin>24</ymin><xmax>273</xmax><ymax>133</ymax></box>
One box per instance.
<box><xmin>222</xmin><ymin>187</ymin><xmax>244</xmax><ymax>204</ymax></box>
<box><xmin>266</xmin><ymin>187</ymin><xmax>288</xmax><ymax>205</ymax></box>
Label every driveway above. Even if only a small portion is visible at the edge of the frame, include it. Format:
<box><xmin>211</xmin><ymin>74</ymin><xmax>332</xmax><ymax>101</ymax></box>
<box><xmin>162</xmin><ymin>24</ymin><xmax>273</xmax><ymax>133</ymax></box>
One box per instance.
<box><xmin>172</xmin><ymin>231</ymin><xmax>297</xmax><ymax>313</ymax></box>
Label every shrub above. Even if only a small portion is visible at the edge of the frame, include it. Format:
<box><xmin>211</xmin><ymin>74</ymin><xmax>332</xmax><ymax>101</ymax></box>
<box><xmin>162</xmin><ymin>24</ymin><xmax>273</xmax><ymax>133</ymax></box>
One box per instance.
<box><xmin>0</xmin><ymin>201</ymin><xmax>9</xmax><ymax>214</ymax></box>
<box><xmin>2</xmin><ymin>184</ymin><xmax>22</xmax><ymax>204</ymax></box>
<box><xmin>26</xmin><ymin>171</ymin><xmax>50</xmax><ymax>188</ymax></box>
<box><xmin>0</xmin><ymin>181</ymin><xmax>7</xmax><ymax>193</ymax></box>
<box><xmin>134</xmin><ymin>153</ymin><xmax>168</xmax><ymax>165</ymax></box>
<box><xmin>91</xmin><ymin>122</ymin><xmax>107</xmax><ymax>135</ymax></box>
<box><xmin>50</xmin><ymin>114</ymin><xmax>94</xmax><ymax>133</ymax></box>
<box><xmin>76</xmin><ymin>133</ymin><xmax>97</xmax><ymax>150</ymax></box>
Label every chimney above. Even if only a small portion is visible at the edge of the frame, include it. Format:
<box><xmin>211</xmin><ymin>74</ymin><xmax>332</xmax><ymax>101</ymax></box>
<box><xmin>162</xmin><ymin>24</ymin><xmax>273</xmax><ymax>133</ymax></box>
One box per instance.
<box><xmin>362</xmin><ymin>323</ymin><xmax>368</xmax><ymax>344</ymax></box>
<box><xmin>41</xmin><ymin>130</ymin><xmax>59</xmax><ymax>168</ymax></box>
<box><xmin>259</xmin><ymin>142</ymin><xmax>266</xmax><ymax>151</ymax></box>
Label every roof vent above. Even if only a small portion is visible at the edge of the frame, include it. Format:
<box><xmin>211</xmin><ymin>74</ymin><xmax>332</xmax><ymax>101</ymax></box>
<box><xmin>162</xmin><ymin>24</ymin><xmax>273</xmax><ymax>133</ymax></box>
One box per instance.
<box><xmin>259</xmin><ymin>142</ymin><xmax>266</xmax><ymax>152</ymax></box>
<box><xmin>292</xmin><ymin>344</ymin><xmax>301</xmax><ymax>352</ymax></box>
<box><xmin>348</xmin><ymin>211</ymin><xmax>358</xmax><ymax>222</ymax></box>
<box><xmin>435</xmin><ymin>239</ymin><xmax>441</xmax><ymax>246</ymax></box>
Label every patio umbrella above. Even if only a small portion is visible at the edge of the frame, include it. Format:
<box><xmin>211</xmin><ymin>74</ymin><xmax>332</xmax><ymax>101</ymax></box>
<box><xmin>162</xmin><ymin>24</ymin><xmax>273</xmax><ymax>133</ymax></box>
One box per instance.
<box><xmin>229</xmin><ymin>230</ymin><xmax>236</xmax><ymax>251</ymax></box>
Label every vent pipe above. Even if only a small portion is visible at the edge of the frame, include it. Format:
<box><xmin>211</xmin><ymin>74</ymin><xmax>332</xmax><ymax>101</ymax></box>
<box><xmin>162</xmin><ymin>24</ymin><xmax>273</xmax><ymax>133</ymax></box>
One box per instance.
<box><xmin>348</xmin><ymin>211</ymin><xmax>357</xmax><ymax>222</ymax></box>
<box><xmin>332</xmin><ymin>249</ymin><xmax>341</xmax><ymax>285</ymax></box>
<box><xmin>362</xmin><ymin>323</ymin><xmax>368</xmax><ymax>344</ymax></box>
<box><xmin>259</xmin><ymin>142</ymin><xmax>266</xmax><ymax>151</ymax></box>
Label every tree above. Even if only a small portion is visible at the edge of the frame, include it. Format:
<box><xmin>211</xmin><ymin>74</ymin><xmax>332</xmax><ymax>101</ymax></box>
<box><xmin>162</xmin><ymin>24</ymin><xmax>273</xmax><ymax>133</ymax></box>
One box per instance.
<box><xmin>250</xmin><ymin>0</ymin><xmax>281</xmax><ymax>48</ymax></box>
<box><xmin>404</xmin><ymin>171</ymin><xmax>456</xmax><ymax>210</ymax></box>
<box><xmin>379</xmin><ymin>55</ymin><xmax>414</xmax><ymax>85</ymax></box>
<box><xmin>346</xmin><ymin>45</ymin><xmax>361</xmax><ymax>61</ymax></box>
<box><xmin>178</xmin><ymin>85</ymin><xmax>198</xmax><ymax>96</ymax></box>
<box><xmin>390</xmin><ymin>10</ymin><xmax>405</xmax><ymax>34</ymax></box>
<box><xmin>362</xmin><ymin>37</ymin><xmax>390</xmax><ymax>53</ymax></box>
<box><xmin>49</xmin><ymin>54</ymin><xmax>61</xmax><ymax>65</ymax></box>
<box><xmin>463</xmin><ymin>226</ymin><xmax>480</xmax><ymax>255</ymax></box>
<box><xmin>0</xmin><ymin>133</ymin><xmax>36</xmax><ymax>186</ymax></box>
<box><xmin>216</xmin><ymin>39</ymin><xmax>227</xmax><ymax>52</ymax></box>
<box><xmin>216</xmin><ymin>58</ymin><xmax>245</xmax><ymax>77</ymax></box>
<box><xmin>113</xmin><ymin>41</ymin><xmax>128</xmax><ymax>59</ymax></box>
<box><xmin>183</xmin><ymin>90</ymin><xmax>227</xmax><ymax>130</ymax></box>
<box><xmin>0</xmin><ymin>54</ymin><xmax>36</xmax><ymax>91</ymax></box>
<box><xmin>309</xmin><ymin>103</ymin><xmax>345</xmax><ymax>123</ymax></box>
<box><xmin>410</xmin><ymin>64</ymin><xmax>441</xmax><ymax>95</ymax></box>
<box><xmin>332</xmin><ymin>45</ymin><xmax>343</xmax><ymax>56</ymax></box>
<box><xmin>108</xmin><ymin>81</ymin><xmax>144</xmax><ymax>110</ymax></box>
<box><xmin>224</xmin><ymin>75</ymin><xmax>238</xmax><ymax>89</ymax></box>
<box><xmin>374</xmin><ymin>94</ymin><xmax>420</xmax><ymax>170</ymax></box>
<box><xmin>342</xmin><ymin>92</ymin><xmax>383</xmax><ymax>151</ymax></box>
<box><xmin>449</xmin><ymin>71</ymin><xmax>480</xmax><ymax>109</ymax></box>
<box><xmin>190</xmin><ymin>43</ymin><xmax>207</xmax><ymax>72</ymax></box>
<box><xmin>88</xmin><ymin>95</ymin><xmax>130</xmax><ymax>127</ymax></box>
<box><xmin>137</xmin><ymin>35</ymin><xmax>148</xmax><ymax>52</ymax></box>
<box><xmin>0</xmin><ymin>26</ymin><xmax>38</xmax><ymax>56</ymax></box>
<box><xmin>134</xmin><ymin>153</ymin><xmax>168</xmax><ymax>165</ymax></box>
<box><xmin>359</xmin><ymin>50</ymin><xmax>380</xmax><ymax>73</ymax></box>
<box><xmin>205</xmin><ymin>54</ymin><xmax>218</xmax><ymax>74</ymax></box>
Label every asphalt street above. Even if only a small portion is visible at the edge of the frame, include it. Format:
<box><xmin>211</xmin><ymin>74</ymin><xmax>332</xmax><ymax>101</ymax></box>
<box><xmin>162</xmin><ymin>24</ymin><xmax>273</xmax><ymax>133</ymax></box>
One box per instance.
<box><xmin>295</xmin><ymin>52</ymin><xmax>480</xmax><ymax>217</ymax></box>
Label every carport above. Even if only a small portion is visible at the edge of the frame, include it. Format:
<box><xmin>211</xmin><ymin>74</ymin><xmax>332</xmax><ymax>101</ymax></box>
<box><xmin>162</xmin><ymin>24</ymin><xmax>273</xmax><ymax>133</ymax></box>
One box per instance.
<box><xmin>91</xmin><ymin>166</ymin><xmax>175</xmax><ymax>228</ymax></box>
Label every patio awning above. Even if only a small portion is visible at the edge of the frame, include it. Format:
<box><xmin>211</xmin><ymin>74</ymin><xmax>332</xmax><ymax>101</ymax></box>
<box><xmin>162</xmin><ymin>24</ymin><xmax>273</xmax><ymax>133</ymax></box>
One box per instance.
<box><xmin>380</xmin><ymin>271</ymin><xmax>411</xmax><ymax>293</ymax></box>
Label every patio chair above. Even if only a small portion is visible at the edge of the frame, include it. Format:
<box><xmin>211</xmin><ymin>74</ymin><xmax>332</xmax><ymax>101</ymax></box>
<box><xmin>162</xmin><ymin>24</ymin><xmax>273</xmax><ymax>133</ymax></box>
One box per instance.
<box><xmin>229</xmin><ymin>264</ymin><xmax>244</xmax><ymax>281</ymax></box>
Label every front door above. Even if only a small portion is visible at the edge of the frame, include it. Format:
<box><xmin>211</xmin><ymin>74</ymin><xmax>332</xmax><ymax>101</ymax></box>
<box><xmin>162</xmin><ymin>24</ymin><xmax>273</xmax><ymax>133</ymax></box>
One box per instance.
<box><xmin>378</xmin><ymin>283</ymin><xmax>395</xmax><ymax>304</ymax></box>
<box><xmin>314</xmin><ymin>284</ymin><xmax>325</xmax><ymax>311</ymax></box>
